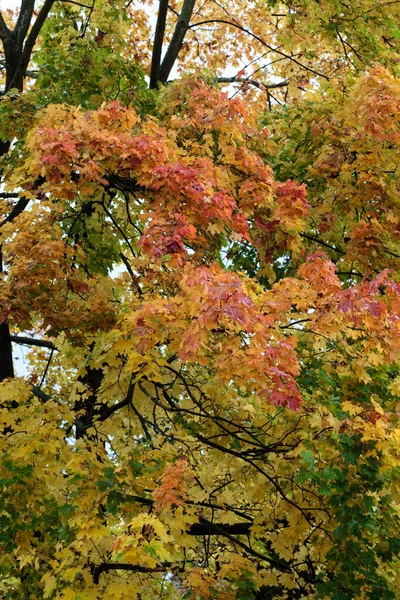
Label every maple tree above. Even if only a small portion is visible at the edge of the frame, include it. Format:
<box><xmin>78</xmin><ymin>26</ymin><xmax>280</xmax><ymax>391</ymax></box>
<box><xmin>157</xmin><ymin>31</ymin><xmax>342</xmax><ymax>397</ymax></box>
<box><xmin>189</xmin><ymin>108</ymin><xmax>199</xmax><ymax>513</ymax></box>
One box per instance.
<box><xmin>1</xmin><ymin>0</ymin><xmax>400</xmax><ymax>598</ymax></box>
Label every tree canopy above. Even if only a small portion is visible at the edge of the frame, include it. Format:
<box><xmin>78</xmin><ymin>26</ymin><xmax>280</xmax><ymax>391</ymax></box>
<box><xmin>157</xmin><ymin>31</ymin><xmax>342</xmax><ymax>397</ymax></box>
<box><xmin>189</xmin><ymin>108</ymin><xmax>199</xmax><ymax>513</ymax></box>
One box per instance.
<box><xmin>1</xmin><ymin>0</ymin><xmax>400</xmax><ymax>598</ymax></box>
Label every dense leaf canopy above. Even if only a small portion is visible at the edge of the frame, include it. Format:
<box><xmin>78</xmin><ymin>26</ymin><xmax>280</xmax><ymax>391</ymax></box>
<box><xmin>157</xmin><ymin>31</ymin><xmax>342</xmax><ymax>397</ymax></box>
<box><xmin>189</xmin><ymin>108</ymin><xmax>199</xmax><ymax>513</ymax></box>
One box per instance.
<box><xmin>1</xmin><ymin>1</ymin><xmax>400</xmax><ymax>598</ymax></box>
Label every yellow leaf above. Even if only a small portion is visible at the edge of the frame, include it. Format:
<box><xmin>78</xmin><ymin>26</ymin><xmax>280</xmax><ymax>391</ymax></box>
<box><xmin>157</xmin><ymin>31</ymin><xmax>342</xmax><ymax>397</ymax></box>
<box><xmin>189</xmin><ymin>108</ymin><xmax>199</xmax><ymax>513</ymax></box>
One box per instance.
<box><xmin>341</xmin><ymin>401</ymin><xmax>363</xmax><ymax>416</ymax></box>
<box><xmin>42</xmin><ymin>574</ymin><xmax>57</xmax><ymax>599</ymax></box>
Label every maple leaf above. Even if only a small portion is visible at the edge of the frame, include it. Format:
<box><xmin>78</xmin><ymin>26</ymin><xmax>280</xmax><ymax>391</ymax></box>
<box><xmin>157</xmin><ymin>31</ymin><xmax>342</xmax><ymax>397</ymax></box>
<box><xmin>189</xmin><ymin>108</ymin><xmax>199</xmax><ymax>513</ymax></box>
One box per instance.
<box><xmin>153</xmin><ymin>458</ymin><xmax>193</xmax><ymax>511</ymax></box>
<box><xmin>67</xmin><ymin>279</ymin><xmax>90</xmax><ymax>295</ymax></box>
<box><xmin>2</xmin><ymin>4</ymin><xmax>400</xmax><ymax>600</ymax></box>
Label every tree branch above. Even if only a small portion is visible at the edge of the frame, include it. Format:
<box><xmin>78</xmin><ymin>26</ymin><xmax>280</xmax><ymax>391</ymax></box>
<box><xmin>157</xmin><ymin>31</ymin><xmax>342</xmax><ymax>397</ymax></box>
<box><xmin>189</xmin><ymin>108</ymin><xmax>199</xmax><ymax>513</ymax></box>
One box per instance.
<box><xmin>61</xmin><ymin>0</ymin><xmax>92</xmax><ymax>7</ymax></box>
<box><xmin>150</xmin><ymin>0</ymin><xmax>169</xmax><ymax>89</ymax></box>
<box><xmin>216</xmin><ymin>76</ymin><xmax>288</xmax><ymax>90</ymax></box>
<box><xmin>299</xmin><ymin>233</ymin><xmax>345</xmax><ymax>254</ymax></box>
<box><xmin>97</xmin><ymin>381</ymin><xmax>135</xmax><ymax>423</ymax></box>
<box><xmin>13</xmin><ymin>0</ymin><xmax>35</xmax><ymax>49</ymax></box>
<box><xmin>196</xmin><ymin>516</ymin><xmax>290</xmax><ymax>570</ymax></box>
<box><xmin>0</xmin><ymin>322</ymin><xmax>14</xmax><ymax>380</ymax></box>
<box><xmin>188</xmin><ymin>520</ymin><xmax>252</xmax><ymax>536</ymax></box>
<box><xmin>90</xmin><ymin>562</ymin><xmax>173</xmax><ymax>584</ymax></box>
<box><xmin>10</xmin><ymin>335</ymin><xmax>57</xmax><ymax>350</ymax></box>
<box><xmin>90</xmin><ymin>519</ymin><xmax>290</xmax><ymax>584</ymax></box>
<box><xmin>8</xmin><ymin>0</ymin><xmax>55</xmax><ymax>91</ymax></box>
<box><xmin>0</xmin><ymin>197</ymin><xmax>30</xmax><ymax>227</ymax></box>
<box><xmin>31</xmin><ymin>385</ymin><xmax>52</xmax><ymax>401</ymax></box>
<box><xmin>189</xmin><ymin>19</ymin><xmax>329</xmax><ymax>81</ymax></box>
<box><xmin>159</xmin><ymin>0</ymin><xmax>196</xmax><ymax>83</ymax></box>
<box><xmin>122</xmin><ymin>492</ymin><xmax>254</xmax><ymax>522</ymax></box>
<box><xmin>120</xmin><ymin>253</ymin><xmax>143</xmax><ymax>297</ymax></box>
<box><xmin>0</xmin><ymin>12</ymin><xmax>10</xmax><ymax>39</ymax></box>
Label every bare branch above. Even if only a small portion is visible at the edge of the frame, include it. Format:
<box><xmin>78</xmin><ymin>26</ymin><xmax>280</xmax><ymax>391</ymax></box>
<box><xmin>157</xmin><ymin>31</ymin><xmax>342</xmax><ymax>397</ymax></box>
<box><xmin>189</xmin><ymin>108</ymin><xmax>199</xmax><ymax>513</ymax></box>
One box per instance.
<box><xmin>0</xmin><ymin>323</ymin><xmax>14</xmax><ymax>380</ymax></box>
<box><xmin>10</xmin><ymin>335</ymin><xmax>57</xmax><ymax>350</ymax></box>
<box><xmin>195</xmin><ymin>516</ymin><xmax>289</xmax><ymax>569</ymax></box>
<box><xmin>13</xmin><ymin>0</ymin><xmax>35</xmax><ymax>48</ymax></box>
<box><xmin>96</xmin><ymin>381</ymin><xmax>135</xmax><ymax>423</ymax></box>
<box><xmin>91</xmin><ymin>562</ymin><xmax>173</xmax><ymax>584</ymax></box>
<box><xmin>123</xmin><ymin>492</ymin><xmax>254</xmax><ymax>522</ymax></box>
<box><xmin>150</xmin><ymin>0</ymin><xmax>169</xmax><ymax>89</ymax></box>
<box><xmin>61</xmin><ymin>0</ymin><xmax>92</xmax><ymax>7</ymax></box>
<box><xmin>119</xmin><ymin>253</ymin><xmax>143</xmax><ymax>297</ymax></box>
<box><xmin>31</xmin><ymin>385</ymin><xmax>52</xmax><ymax>401</ymax></box>
<box><xmin>189</xmin><ymin>19</ymin><xmax>329</xmax><ymax>81</ymax></box>
<box><xmin>300</xmin><ymin>233</ymin><xmax>345</xmax><ymax>255</ymax></box>
<box><xmin>216</xmin><ymin>76</ymin><xmax>288</xmax><ymax>90</ymax></box>
<box><xmin>90</xmin><ymin>519</ymin><xmax>289</xmax><ymax>584</ymax></box>
<box><xmin>159</xmin><ymin>0</ymin><xmax>196</xmax><ymax>83</ymax></box>
<box><xmin>0</xmin><ymin>197</ymin><xmax>30</xmax><ymax>227</ymax></box>
<box><xmin>0</xmin><ymin>12</ymin><xmax>10</xmax><ymax>39</ymax></box>
<box><xmin>8</xmin><ymin>0</ymin><xmax>55</xmax><ymax>91</ymax></box>
<box><xmin>25</xmin><ymin>69</ymin><xmax>38</xmax><ymax>78</ymax></box>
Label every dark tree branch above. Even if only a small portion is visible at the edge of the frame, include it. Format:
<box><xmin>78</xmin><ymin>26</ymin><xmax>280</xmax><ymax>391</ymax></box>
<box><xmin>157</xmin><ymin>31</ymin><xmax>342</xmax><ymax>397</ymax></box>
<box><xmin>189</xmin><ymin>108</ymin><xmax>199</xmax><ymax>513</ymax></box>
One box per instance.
<box><xmin>216</xmin><ymin>76</ymin><xmax>288</xmax><ymax>90</ymax></box>
<box><xmin>0</xmin><ymin>322</ymin><xmax>14</xmax><ymax>381</ymax></box>
<box><xmin>90</xmin><ymin>519</ymin><xmax>290</xmax><ymax>584</ymax></box>
<box><xmin>123</xmin><ymin>492</ymin><xmax>254</xmax><ymax>522</ymax></box>
<box><xmin>97</xmin><ymin>381</ymin><xmax>135</xmax><ymax>423</ymax></box>
<box><xmin>91</xmin><ymin>562</ymin><xmax>173</xmax><ymax>584</ymax></box>
<box><xmin>167</xmin><ymin>3</ymin><xmax>179</xmax><ymax>17</ymax></box>
<box><xmin>188</xmin><ymin>520</ymin><xmax>252</xmax><ymax>536</ymax></box>
<box><xmin>61</xmin><ymin>0</ymin><xmax>92</xmax><ymax>7</ymax></box>
<box><xmin>129</xmin><ymin>397</ymin><xmax>153</xmax><ymax>441</ymax></box>
<box><xmin>14</xmin><ymin>0</ymin><xmax>35</xmax><ymax>49</ymax></box>
<box><xmin>120</xmin><ymin>253</ymin><xmax>143</xmax><ymax>297</ymax></box>
<box><xmin>137</xmin><ymin>380</ymin><xmax>328</xmax><ymax>531</ymax></box>
<box><xmin>0</xmin><ymin>12</ymin><xmax>10</xmax><ymax>39</ymax></box>
<box><xmin>38</xmin><ymin>347</ymin><xmax>54</xmax><ymax>389</ymax></box>
<box><xmin>179</xmin><ymin>428</ymin><xmax>324</xmax><ymax>528</ymax></box>
<box><xmin>299</xmin><ymin>233</ymin><xmax>345</xmax><ymax>254</ymax></box>
<box><xmin>0</xmin><ymin>186</ymin><xmax>45</xmax><ymax>382</ymax></box>
<box><xmin>196</xmin><ymin>516</ymin><xmax>290</xmax><ymax>570</ymax></box>
<box><xmin>106</xmin><ymin>174</ymin><xmax>145</xmax><ymax>194</ymax></box>
<box><xmin>98</xmin><ymin>199</ymin><xmax>136</xmax><ymax>257</ymax></box>
<box><xmin>159</xmin><ymin>0</ymin><xmax>196</xmax><ymax>83</ymax></box>
<box><xmin>2</xmin><ymin>0</ymin><xmax>35</xmax><ymax>92</ymax></box>
<box><xmin>189</xmin><ymin>19</ymin><xmax>329</xmax><ymax>81</ymax></box>
<box><xmin>8</xmin><ymin>0</ymin><xmax>55</xmax><ymax>91</ymax></box>
<box><xmin>0</xmin><ymin>197</ymin><xmax>30</xmax><ymax>227</ymax></box>
<box><xmin>150</xmin><ymin>0</ymin><xmax>169</xmax><ymax>89</ymax></box>
<box><xmin>31</xmin><ymin>385</ymin><xmax>51</xmax><ymax>401</ymax></box>
<box><xmin>10</xmin><ymin>335</ymin><xmax>57</xmax><ymax>350</ymax></box>
<box><xmin>0</xmin><ymin>1</ymin><xmax>60</xmax><ymax>383</ymax></box>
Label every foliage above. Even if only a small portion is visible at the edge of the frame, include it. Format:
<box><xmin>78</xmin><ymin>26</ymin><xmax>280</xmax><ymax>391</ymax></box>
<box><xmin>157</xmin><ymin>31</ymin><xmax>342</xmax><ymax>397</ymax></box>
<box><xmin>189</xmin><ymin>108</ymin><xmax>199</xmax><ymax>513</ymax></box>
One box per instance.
<box><xmin>1</xmin><ymin>1</ymin><xmax>400</xmax><ymax>599</ymax></box>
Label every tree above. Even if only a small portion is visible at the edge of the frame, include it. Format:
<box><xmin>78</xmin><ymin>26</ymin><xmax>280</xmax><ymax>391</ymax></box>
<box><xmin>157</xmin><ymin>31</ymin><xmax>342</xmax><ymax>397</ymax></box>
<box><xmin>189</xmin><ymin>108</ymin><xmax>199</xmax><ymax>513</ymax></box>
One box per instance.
<box><xmin>1</xmin><ymin>0</ymin><xmax>400</xmax><ymax>598</ymax></box>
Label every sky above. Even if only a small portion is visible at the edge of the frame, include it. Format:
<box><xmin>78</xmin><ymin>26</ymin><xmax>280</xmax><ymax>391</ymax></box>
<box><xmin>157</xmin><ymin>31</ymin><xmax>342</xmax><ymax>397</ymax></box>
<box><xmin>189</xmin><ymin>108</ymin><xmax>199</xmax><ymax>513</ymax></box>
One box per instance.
<box><xmin>1</xmin><ymin>0</ymin><xmax>22</xmax><ymax>9</ymax></box>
